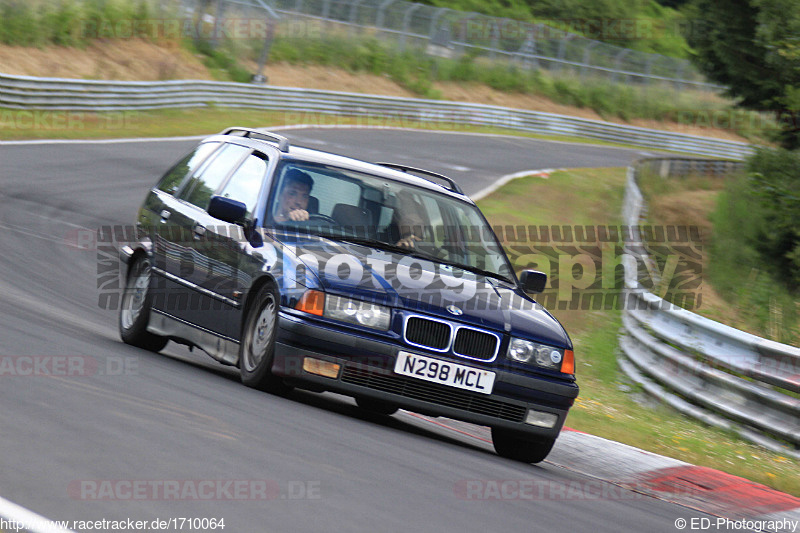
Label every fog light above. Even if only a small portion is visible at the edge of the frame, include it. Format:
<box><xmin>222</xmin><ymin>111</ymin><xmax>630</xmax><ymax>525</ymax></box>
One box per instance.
<box><xmin>524</xmin><ymin>409</ymin><xmax>558</xmax><ymax>429</ymax></box>
<box><xmin>302</xmin><ymin>358</ymin><xmax>341</xmax><ymax>379</ymax></box>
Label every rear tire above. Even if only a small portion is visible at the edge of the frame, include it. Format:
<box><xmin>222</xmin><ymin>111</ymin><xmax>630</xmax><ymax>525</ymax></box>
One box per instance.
<box><xmin>240</xmin><ymin>285</ymin><xmax>291</xmax><ymax>395</ymax></box>
<box><xmin>491</xmin><ymin>428</ymin><xmax>555</xmax><ymax>463</ymax></box>
<box><xmin>119</xmin><ymin>255</ymin><xmax>168</xmax><ymax>353</ymax></box>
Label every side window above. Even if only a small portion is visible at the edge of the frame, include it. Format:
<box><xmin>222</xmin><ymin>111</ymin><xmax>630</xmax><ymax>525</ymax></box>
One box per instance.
<box><xmin>268</xmin><ymin>165</ymin><xmax>361</xmax><ymax>221</ymax></box>
<box><xmin>219</xmin><ymin>153</ymin><xmax>268</xmax><ymax>217</ymax></box>
<box><xmin>155</xmin><ymin>142</ymin><xmax>221</xmax><ymax>195</ymax></box>
<box><xmin>180</xmin><ymin>144</ymin><xmax>250</xmax><ymax>209</ymax></box>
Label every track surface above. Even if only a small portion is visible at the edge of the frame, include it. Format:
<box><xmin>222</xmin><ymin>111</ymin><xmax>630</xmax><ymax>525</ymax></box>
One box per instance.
<box><xmin>0</xmin><ymin>129</ymin><xmax>712</xmax><ymax>531</ymax></box>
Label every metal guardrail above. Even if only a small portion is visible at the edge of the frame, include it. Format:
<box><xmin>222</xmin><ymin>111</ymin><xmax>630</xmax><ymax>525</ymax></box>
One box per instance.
<box><xmin>0</xmin><ymin>73</ymin><xmax>752</xmax><ymax>159</ymax></box>
<box><xmin>619</xmin><ymin>158</ymin><xmax>800</xmax><ymax>458</ymax></box>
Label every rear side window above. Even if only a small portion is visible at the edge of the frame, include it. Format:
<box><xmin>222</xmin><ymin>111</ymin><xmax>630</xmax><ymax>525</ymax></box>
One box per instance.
<box><xmin>180</xmin><ymin>143</ymin><xmax>250</xmax><ymax>209</ymax></box>
<box><xmin>156</xmin><ymin>142</ymin><xmax>220</xmax><ymax>195</ymax></box>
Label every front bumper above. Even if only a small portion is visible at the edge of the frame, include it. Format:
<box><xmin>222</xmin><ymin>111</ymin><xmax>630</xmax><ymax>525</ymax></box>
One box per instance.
<box><xmin>273</xmin><ymin>313</ymin><xmax>579</xmax><ymax>439</ymax></box>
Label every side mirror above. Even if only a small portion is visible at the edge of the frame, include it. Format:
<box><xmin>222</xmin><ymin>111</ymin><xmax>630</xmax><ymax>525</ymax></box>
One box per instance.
<box><xmin>208</xmin><ymin>196</ymin><xmax>247</xmax><ymax>224</ymax></box>
<box><xmin>519</xmin><ymin>270</ymin><xmax>547</xmax><ymax>294</ymax></box>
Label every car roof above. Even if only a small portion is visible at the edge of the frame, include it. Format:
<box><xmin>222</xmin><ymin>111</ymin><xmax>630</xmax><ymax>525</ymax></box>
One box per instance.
<box><xmin>206</xmin><ymin>128</ymin><xmax>473</xmax><ymax>204</ymax></box>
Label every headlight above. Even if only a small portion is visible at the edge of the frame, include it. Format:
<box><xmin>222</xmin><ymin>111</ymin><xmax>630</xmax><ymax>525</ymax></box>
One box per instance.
<box><xmin>296</xmin><ymin>290</ymin><xmax>391</xmax><ymax>331</ymax></box>
<box><xmin>507</xmin><ymin>338</ymin><xmax>566</xmax><ymax>371</ymax></box>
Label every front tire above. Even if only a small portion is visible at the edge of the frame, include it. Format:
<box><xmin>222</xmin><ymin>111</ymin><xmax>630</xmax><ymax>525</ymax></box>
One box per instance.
<box><xmin>119</xmin><ymin>255</ymin><xmax>168</xmax><ymax>353</ymax></box>
<box><xmin>240</xmin><ymin>285</ymin><xmax>291</xmax><ymax>394</ymax></box>
<box><xmin>491</xmin><ymin>428</ymin><xmax>555</xmax><ymax>463</ymax></box>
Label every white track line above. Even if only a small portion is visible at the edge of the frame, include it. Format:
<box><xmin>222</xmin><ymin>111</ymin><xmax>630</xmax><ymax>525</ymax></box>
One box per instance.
<box><xmin>0</xmin><ymin>495</ymin><xmax>74</xmax><ymax>533</ymax></box>
<box><xmin>471</xmin><ymin>168</ymin><xmax>561</xmax><ymax>202</ymax></box>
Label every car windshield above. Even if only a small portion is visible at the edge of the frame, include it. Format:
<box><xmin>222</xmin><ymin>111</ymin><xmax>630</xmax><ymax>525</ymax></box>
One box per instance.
<box><xmin>266</xmin><ymin>161</ymin><xmax>514</xmax><ymax>282</ymax></box>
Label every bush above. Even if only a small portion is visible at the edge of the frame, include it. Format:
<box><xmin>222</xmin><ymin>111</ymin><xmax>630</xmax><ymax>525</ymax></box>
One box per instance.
<box><xmin>707</xmin><ymin>157</ymin><xmax>799</xmax><ymax>343</ymax></box>
<box><xmin>744</xmin><ymin>148</ymin><xmax>800</xmax><ymax>289</ymax></box>
<box><xmin>0</xmin><ymin>1</ymin><xmax>44</xmax><ymax>47</ymax></box>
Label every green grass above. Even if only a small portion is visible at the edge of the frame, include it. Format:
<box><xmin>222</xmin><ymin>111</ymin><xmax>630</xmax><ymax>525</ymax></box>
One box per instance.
<box><xmin>0</xmin><ymin>106</ymin><xmax>672</xmax><ymax>151</ymax></box>
<box><xmin>477</xmin><ymin>167</ymin><xmax>800</xmax><ymax>496</ymax></box>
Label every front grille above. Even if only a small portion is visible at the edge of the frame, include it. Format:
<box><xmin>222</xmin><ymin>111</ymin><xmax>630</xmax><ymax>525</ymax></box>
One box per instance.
<box><xmin>341</xmin><ymin>366</ymin><xmax>526</xmax><ymax>422</ymax></box>
<box><xmin>405</xmin><ymin>317</ymin><xmax>450</xmax><ymax>350</ymax></box>
<box><xmin>453</xmin><ymin>328</ymin><xmax>498</xmax><ymax>360</ymax></box>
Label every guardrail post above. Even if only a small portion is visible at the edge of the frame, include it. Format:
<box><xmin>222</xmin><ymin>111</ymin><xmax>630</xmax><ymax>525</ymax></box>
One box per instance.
<box><xmin>489</xmin><ymin>19</ymin><xmax>499</xmax><ymax>60</ymax></box>
<box><xmin>517</xmin><ymin>30</ymin><xmax>539</xmax><ymax>70</ymax></box>
<box><xmin>674</xmin><ymin>61</ymin><xmax>687</xmax><ymax>93</ymax></box>
<box><xmin>644</xmin><ymin>56</ymin><xmax>655</xmax><ymax>87</ymax></box>
<box><xmin>399</xmin><ymin>3</ymin><xmax>422</xmax><ymax>50</ymax></box>
<box><xmin>348</xmin><ymin>0</ymin><xmax>363</xmax><ymax>36</ymax></box>
<box><xmin>376</xmin><ymin>0</ymin><xmax>395</xmax><ymax>29</ymax></box>
<box><xmin>555</xmin><ymin>34</ymin><xmax>572</xmax><ymax>72</ymax></box>
<box><xmin>211</xmin><ymin>0</ymin><xmax>226</xmax><ymax>49</ymax></box>
<box><xmin>613</xmin><ymin>49</ymin><xmax>631</xmax><ymax>84</ymax></box>
<box><xmin>580</xmin><ymin>40</ymin><xmax>599</xmax><ymax>79</ymax></box>
<box><xmin>429</xmin><ymin>7</ymin><xmax>449</xmax><ymax>39</ymax></box>
<box><xmin>454</xmin><ymin>12</ymin><xmax>477</xmax><ymax>56</ymax></box>
<box><xmin>349</xmin><ymin>0</ymin><xmax>362</xmax><ymax>24</ymax></box>
<box><xmin>253</xmin><ymin>18</ymin><xmax>276</xmax><ymax>84</ymax></box>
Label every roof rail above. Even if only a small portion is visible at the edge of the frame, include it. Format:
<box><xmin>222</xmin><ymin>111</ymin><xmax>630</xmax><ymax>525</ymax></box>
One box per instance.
<box><xmin>220</xmin><ymin>127</ymin><xmax>290</xmax><ymax>152</ymax></box>
<box><xmin>375</xmin><ymin>163</ymin><xmax>464</xmax><ymax>195</ymax></box>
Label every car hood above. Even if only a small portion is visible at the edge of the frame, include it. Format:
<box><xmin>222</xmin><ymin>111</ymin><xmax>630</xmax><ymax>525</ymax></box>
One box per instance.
<box><xmin>277</xmin><ymin>235</ymin><xmax>571</xmax><ymax>349</ymax></box>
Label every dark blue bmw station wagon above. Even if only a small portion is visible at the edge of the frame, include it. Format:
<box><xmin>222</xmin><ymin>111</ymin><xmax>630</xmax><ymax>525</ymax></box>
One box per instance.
<box><xmin>119</xmin><ymin>128</ymin><xmax>578</xmax><ymax>463</ymax></box>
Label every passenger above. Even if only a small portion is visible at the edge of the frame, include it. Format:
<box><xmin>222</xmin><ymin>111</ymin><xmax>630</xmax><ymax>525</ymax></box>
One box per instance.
<box><xmin>273</xmin><ymin>168</ymin><xmax>313</xmax><ymax>223</ymax></box>
<box><xmin>392</xmin><ymin>190</ymin><xmax>428</xmax><ymax>248</ymax></box>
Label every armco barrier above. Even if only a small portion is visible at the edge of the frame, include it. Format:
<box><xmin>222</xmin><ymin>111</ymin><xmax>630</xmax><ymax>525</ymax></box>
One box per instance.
<box><xmin>619</xmin><ymin>158</ymin><xmax>800</xmax><ymax>458</ymax></box>
<box><xmin>0</xmin><ymin>73</ymin><xmax>752</xmax><ymax>160</ymax></box>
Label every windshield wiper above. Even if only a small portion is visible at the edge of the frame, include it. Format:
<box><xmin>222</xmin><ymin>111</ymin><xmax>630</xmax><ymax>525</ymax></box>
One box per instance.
<box><xmin>319</xmin><ymin>235</ymin><xmax>515</xmax><ymax>285</ymax></box>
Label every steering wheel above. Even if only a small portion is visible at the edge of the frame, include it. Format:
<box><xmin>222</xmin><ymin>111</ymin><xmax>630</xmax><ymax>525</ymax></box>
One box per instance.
<box><xmin>307</xmin><ymin>213</ymin><xmax>338</xmax><ymax>225</ymax></box>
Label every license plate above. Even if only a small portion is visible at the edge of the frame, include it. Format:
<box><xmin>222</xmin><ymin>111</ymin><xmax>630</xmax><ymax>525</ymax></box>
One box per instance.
<box><xmin>394</xmin><ymin>351</ymin><xmax>495</xmax><ymax>395</ymax></box>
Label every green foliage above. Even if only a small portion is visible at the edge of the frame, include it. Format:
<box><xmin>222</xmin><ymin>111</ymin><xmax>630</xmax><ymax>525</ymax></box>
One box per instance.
<box><xmin>0</xmin><ymin>0</ymin><xmax>159</xmax><ymax>48</ymax></box>
<box><xmin>685</xmin><ymin>0</ymin><xmax>800</xmax><ymax>148</ymax></box>
<box><xmin>745</xmin><ymin>148</ymin><xmax>800</xmax><ymax>287</ymax></box>
<box><xmin>189</xmin><ymin>39</ymin><xmax>252</xmax><ymax>83</ymax></box>
<box><xmin>710</xmin><ymin>181</ymin><xmax>798</xmax><ymax>343</ymax></box>
<box><xmin>0</xmin><ymin>1</ymin><xmax>44</xmax><ymax>46</ymax></box>
<box><xmin>420</xmin><ymin>0</ymin><xmax>691</xmax><ymax>57</ymax></box>
<box><xmin>708</xmin><ymin>147</ymin><xmax>800</xmax><ymax>342</ymax></box>
<box><xmin>269</xmin><ymin>37</ymin><xmax>442</xmax><ymax>98</ymax></box>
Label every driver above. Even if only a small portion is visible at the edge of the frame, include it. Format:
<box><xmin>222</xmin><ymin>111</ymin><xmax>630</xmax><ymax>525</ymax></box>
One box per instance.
<box><xmin>273</xmin><ymin>168</ymin><xmax>313</xmax><ymax>222</ymax></box>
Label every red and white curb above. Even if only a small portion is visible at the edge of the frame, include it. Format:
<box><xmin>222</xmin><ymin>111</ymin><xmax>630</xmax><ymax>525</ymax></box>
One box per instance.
<box><xmin>401</xmin><ymin>413</ymin><xmax>800</xmax><ymax>533</ymax></box>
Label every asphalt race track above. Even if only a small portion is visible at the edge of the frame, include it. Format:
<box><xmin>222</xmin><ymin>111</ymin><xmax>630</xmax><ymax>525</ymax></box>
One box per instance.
<box><xmin>0</xmin><ymin>128</ymin><xmax>714</xmax><ymax>532</ymax></box>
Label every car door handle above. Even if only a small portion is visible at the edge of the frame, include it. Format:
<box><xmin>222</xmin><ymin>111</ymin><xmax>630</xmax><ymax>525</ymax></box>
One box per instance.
<box><xmin>159</xmin><ymin>210</ymin><xmax>171</xmax><ymax>223</ymax></box>
<box><xmin>193</xmin><ymin>224</ymin><xmax>206</xmax><ymax>238</ymax></box>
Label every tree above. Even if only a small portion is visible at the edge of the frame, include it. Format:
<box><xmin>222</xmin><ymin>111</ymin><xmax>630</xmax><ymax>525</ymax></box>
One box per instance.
<box><xmin>686</xmin><ymin>0</ymin><xmax>800</xmax><ymax>148</ymax></box>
